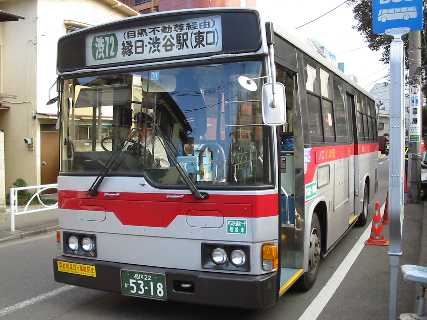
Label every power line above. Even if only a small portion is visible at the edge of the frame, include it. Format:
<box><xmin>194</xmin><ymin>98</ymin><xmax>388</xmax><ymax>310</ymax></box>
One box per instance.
<box><xmin>296</xmin><ymin>0</ymin><xmax>350</xmax><ymax>30</ymax></box>
<box><xmin>338</xmin><ymin>45</ymin><xmax>370</xmax><ymax>56</ymax></box>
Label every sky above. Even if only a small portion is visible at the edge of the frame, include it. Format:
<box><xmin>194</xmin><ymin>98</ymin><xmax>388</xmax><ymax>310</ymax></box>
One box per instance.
<box><xmin>256</xmin><ymin>0</ymin><xmax>389</xmax><ymax>91</ymax></box>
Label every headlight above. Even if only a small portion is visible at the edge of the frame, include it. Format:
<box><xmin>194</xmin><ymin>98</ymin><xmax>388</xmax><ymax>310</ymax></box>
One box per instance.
<box><xmin>63</xmin><ymin>232</ymin><xmax>97</xmax><ymax>257</ymax></box>
<box><xmin>68</xmin><ymin>235</ymin><xmax>79</xmax><ymax>251</ymax></box>
<box><xmin>202</xmin><ymin>243</ymin><xmax>250</xmax><ymax>271</ymax></box>
<box><xmin>81</xmin><ymin>237</ymin><xmax>94</xmax><ymax>252</ymax></box>
<box><xmin>211</xmin><ymin>248</ymin><xmax>227</xmax><ymax>265</ymax></box>
<box><xmin>230</xmin><ymin>249</ymin><xmax>246</xmax><ymax>266</ymax></box>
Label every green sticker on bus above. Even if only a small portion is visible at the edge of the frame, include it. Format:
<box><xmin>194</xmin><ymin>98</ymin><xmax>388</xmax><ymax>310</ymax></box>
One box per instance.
<box><xmin>92</xmin><ymin>33</ymin><xmax>118</xmax><ymax>61</ymax></box>
<box><xmin>226</xmin><ymin>219</ymin><xmax>247</xmax><ymax>235</ymax></box>
<box><xmin>305</xmin><ymin>182</ymin><xmax>317</xmax><ymax>201</ymax></box>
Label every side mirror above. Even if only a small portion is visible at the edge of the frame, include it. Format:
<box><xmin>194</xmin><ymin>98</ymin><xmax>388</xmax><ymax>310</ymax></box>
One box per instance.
<box><xmin>262</xmin><ymin>82</ymin><xmax>286</xmax><ymax>126</ymax></box>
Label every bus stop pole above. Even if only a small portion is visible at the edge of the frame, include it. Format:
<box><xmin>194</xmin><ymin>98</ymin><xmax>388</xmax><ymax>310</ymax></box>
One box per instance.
<box><xmin>388</xmin><ymin>32</ymin><xmax>406</xmax><ymax>320</ymax></box>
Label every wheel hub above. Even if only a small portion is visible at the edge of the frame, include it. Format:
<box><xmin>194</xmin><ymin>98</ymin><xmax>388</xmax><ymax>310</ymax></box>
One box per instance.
<box><xmin>309</xmin><ymin>228</ymin><xmax>321</xmax><ymax>270</ymax></box>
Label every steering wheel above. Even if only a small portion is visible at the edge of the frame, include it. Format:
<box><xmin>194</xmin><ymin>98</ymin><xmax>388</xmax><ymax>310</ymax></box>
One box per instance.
<box><xmin>101</xmin><ymin>136</ymin><xmax>113</xmax><ymax>151</ymax></box>
<box><xmin>198</xmin><ymin>143</ymin><xmax>226</xmax><ymax>182</ymax></box>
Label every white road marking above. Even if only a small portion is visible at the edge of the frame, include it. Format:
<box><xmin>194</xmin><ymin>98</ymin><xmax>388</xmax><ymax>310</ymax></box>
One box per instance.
<box><xmin>298</xmin><ymin>203</ymin><xmax>386</xmax><ymax>320</ymax></box>
<box><xmin>0</xmin><ymin>286</ymin><xmax>74</xmax><ymax>318</ymax></box>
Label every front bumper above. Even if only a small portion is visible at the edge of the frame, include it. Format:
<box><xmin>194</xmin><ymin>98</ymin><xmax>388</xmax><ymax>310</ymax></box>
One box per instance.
<box><xmin>53</xmin><ymin>256</ymin><xmax>278</xmax><ymax>309</ymax></box>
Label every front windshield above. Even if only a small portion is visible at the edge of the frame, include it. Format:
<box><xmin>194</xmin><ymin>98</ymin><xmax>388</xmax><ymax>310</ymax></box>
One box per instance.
<box><xmin>60</xmin><ymin>61</ymin><xmax>273</xmax><ymax>188</ymax></box>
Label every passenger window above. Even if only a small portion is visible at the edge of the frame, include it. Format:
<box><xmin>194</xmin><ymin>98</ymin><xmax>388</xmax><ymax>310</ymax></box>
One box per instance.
<box><xmin>333</xmin><ymin>79</ymin><xmax>348</xmax><ymax>141</ymax></box>
<box><xmin>305</xmin><ymin>64</ymin><xmax>319</xmax><ymax>94</ymax></box>
<box><xmin>320</xmin><ymin>69</ymin><xmax>330</xmax><ymax>99</ymax></box>
<box><xmin>363</xmin><ymin>99</ymin><xmax>370</xmax><ymax>140</ymax></box>
<box><xmin>369</xmin><ymin>100</ymin><xmax>376</xmax><ymax>140</ymax></box>
<box><xmin>276</xmin><ymin>66</ymin><xmax>296</xmax><ymax>134</ymax></box>
<box><xmin>356</xmin><ymin>96</ymin><xmax>365</xmax><ymax>140</ymax></box>
<box><xmin>307</xmin><ymin>94</ymin><xmax>323</xmax><ymax>139</ymax></box>
<box><xmin>322</xmin><ymin>100</ymin><xmax>335</xmax><ymax>140</ymax></box>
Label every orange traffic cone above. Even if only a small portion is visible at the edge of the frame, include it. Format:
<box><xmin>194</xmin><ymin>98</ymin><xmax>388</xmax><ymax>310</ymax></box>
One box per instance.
<box><xmin>366</xmin><ymin>201</ymin><xmax>389</xmax><ymax>246</ymax></box>
<box><xmin>382</xmin><ymin>193</ymin><xmax>389</xmax><ymax>225</ymax></box>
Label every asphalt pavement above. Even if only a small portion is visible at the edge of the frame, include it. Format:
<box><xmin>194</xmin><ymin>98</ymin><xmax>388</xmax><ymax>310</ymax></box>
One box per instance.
<box><xmin>0</xmin><ymin>157</ymin><xmax>422</xmax><ymax>320</ymax></box>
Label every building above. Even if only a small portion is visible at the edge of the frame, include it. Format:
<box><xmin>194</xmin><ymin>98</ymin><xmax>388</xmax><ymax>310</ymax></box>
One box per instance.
<box><xmin>0</xmin><ymin>10</ymin><xmax>26</xmax><ymax>208</ymax></box>
<box><xmin>0</xmin><ymin>0</ymin><xmax>137</xmax><ymax>205</ymax></box>
<box><xmin>122</xmin><ymin>0</ymin><xmax>256</xmax><ymax>13</ymax></box>
<box><xmin>370</xmin><ymin>82</ymin><xmax>390</xmax><ymax>137</ymax></box>
<box><xmin>120</xmin><ymin>0</ymin><xmax>159</xmax><ymax>14</ymax></box>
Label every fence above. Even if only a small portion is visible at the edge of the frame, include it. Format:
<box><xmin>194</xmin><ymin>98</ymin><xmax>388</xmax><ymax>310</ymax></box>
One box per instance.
<box><xmin>9</xmin><ymin>183</ymin><xmax>58</xmax><ymax>232</ymax></box>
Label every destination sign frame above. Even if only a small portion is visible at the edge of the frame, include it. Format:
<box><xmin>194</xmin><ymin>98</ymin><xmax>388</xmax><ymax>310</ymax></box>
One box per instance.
<box><xmin>86</xmin><ymin>16</ymin><xmax>223</xmax><ymax>66</ymax></box>
<box><xmin>57</xmin><ymin>10</ymin><xmax>262</xmax><ymax>73</ymax></box>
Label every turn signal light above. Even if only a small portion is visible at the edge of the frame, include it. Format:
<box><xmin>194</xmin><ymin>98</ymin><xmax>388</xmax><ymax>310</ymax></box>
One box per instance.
<box><xmin>262</xmin><ymin>243</ymin><xmax>278</xmax><ymax>271</ymax></box>
<box><xmin>56</xmin><ymin>230</ymin><xmax>61</xmax><ymax>243</ymax></box>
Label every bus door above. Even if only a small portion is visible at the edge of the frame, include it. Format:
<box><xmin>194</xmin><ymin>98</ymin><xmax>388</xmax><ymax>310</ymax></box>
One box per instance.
<box><xmin>346</xmin><ymin>92</ymin><xmax>360</xmax><ymax>220</ymax></box>
<box><xmin>276</xmin><ymin>66</ymin><xmax>304</xmax><ymax>291</ymax></box>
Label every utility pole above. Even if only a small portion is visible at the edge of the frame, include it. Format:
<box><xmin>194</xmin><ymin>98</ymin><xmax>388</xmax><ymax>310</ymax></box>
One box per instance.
<box><xmin>407</xmin><ymin>31</ymin><xmax>422</xmax><ymax>203</ymax></box>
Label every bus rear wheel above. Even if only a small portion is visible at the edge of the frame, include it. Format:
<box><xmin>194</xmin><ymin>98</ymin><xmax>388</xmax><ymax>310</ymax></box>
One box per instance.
<box><xmin>296</xmin><ymin>213</ymin><xmax>321</xmax><ymax>291</ymax></box>
<box><xmin>356</xmin><ymin>183</ymin><xmax>369</xmax><ymax>227</ymax></box>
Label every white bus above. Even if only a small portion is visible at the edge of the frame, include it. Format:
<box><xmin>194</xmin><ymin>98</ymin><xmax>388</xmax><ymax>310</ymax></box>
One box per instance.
<box><xmin>53</xmin><ymin>8</ymin><xmax>378</xmax><ymax>308</ymax></box>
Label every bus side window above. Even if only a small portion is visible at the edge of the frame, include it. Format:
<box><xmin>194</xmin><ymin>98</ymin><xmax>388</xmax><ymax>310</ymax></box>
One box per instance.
<box><xmin>305</xmin><ymin>61</ymin><xmax>323</xmax><ymax>143</ymax></box>
<box><xmin>369</xmin><ymin>100</ymin><xmax>376</xmax><ymax>141</ymax></box>
<box><xmin>320</xmin><ymin>69</ymin><xmax>335</xmax><ymax>142</ymax></box>
<box><xmin>276</xmin><ymin>65</ymin><xmax>295</xmax><ymax>135</ymax></box>
<box><xmin>356</xmin><ymin>95</ymin><xmax>365</xmax><ymax>141</ymax></box>
<box><xmin>333</xmin><ymin>78</ymin><xmax>348</xmax><ymax>143</ymax></box>
<box><xmin>362</xmin><ymin>97</ymin><xmax>370</xmax><ymax>141</ymax></box>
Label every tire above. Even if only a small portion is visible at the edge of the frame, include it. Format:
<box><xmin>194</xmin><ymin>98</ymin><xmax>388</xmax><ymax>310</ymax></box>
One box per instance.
<box><xmin>356</xmin><ymin>183</ymin><xmax>369</xmax><ymax>227</ymax></box>
<box><xmin>296</xmin><ymin>213</ymin><xmax>321</xmax><ymax>291</ymax></box>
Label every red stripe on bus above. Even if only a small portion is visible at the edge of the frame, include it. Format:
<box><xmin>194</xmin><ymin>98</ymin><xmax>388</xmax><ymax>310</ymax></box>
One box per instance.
<box><xmin>304</xmin><ymin>143</ymin><xmax>378</xmax><ymax>184</ymax></box>
<box><xmin>58</xmin><ymin>191</ymin><xmax>278</xmax><ymax>228</ymax></box>
<box><xmin>354</xmin><ymin>143</ymin><xmax>379</xmax><ymax>155</ymax></box>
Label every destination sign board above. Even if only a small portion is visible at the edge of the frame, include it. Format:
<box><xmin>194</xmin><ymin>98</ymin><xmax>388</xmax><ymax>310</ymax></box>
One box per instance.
<box><xmin>86</xmin><ymin>16</ymin><xmax>222</xmax><ymax>66</ymax></box>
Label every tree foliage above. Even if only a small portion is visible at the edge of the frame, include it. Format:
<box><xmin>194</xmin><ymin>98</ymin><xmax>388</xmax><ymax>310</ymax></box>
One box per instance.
<box><xmin>349</xmin><ymin>0</ymin><xmax>426</xmax><ymax>93</ymax></box>
<box><xmin>348</xmin><ymin>0</ymin><xmax>392</xmax><ymax>63</ymax></box>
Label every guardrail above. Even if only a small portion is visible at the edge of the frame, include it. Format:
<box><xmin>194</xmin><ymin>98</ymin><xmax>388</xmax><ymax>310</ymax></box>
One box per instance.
<box><xmin>9</xmin><ymin>183</ymin><xmax>58</xmax><ymax>232</ymax></box>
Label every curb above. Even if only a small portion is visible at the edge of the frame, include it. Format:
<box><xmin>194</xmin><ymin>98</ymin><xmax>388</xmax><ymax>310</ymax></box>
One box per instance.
<box><xmin>0</xmin><ymin>225</ymin><xmax>59</xmax><ymax>244</ymax></box>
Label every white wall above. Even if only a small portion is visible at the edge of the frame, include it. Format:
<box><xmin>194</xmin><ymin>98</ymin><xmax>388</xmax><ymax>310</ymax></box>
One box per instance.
<box><xmin>0</xmin><ymin>130</ymin><xmax>5</xmax><ymax>207</ymax></box>
<box><xmin>0</xmin><ymin>0</ymin><xmax>38</xmax><ymax>188</ymax></box>
<box><xmin>36</xmin><ymin>0</ymin><xmax>132</xmax><ymax>115</ymax></box>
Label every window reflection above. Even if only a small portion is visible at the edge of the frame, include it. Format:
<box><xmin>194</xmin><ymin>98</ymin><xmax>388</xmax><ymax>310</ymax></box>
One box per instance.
<box><xmin>61</xmin><ymin>61</ymin><xmax>273</xmax><ymax>187</ymax></box>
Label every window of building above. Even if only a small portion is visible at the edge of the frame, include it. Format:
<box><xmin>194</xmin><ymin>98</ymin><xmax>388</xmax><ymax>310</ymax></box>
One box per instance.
<box><xmin>64</xmin><ymin>21</ymin><xmax>89</xmax><ymax>33</ymax></box>
<box><xmin>135</xmin><ymin>0</ymin><xmax>151</xmax><ymax>4</ymax></box>
<box><xmin>378</xmin><ymin>122</ymin><xmax>385</xmax><ymax>131</ymax></box>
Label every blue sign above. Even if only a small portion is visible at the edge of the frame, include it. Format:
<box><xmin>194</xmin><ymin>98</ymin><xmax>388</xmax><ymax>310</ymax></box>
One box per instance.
<box><xmin>372</xmin><ymin>0</ymin><xmax>424</xmax><ymax>34</ymax></box>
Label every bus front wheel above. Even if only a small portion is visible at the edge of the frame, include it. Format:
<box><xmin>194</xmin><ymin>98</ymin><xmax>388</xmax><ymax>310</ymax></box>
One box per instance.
<box><xmin>356</xmin><ymin>182</ymin><xmax>369</xmax><ymax>227</ymax></box>
<box><xmin>296</xmin><ymin>213</ymin><xmax>321</xmax><ymax>291</ymax></box>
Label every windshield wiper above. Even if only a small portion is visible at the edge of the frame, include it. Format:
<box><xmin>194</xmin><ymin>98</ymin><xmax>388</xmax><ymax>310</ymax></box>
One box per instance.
<box><xmin>87</xmin><ymin>129</ymin><xmax>137</xmax><ymax>197</ymax></box>
<box><xmin>153</xmin><ymin>125</ymin><xmax>208</xmax><ymax>200</ymax></box>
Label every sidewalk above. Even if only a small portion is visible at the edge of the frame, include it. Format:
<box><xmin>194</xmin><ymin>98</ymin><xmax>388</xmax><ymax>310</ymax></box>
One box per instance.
<box><xmin>0</xmin><ymin>207</ymin><xmax>59</xmax><ymax>243</ymax></box>
<box><xmin>319</xmin><ymin>201</ymin><xmax>426</xmax><ymax>320</ymax></box>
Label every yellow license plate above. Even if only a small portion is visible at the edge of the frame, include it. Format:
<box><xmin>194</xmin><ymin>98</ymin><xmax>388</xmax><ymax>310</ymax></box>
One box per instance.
<box><xmin>57</xmin><ymin>261</ymin><xmax>96</xmax><ymax>277</ymax></box>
